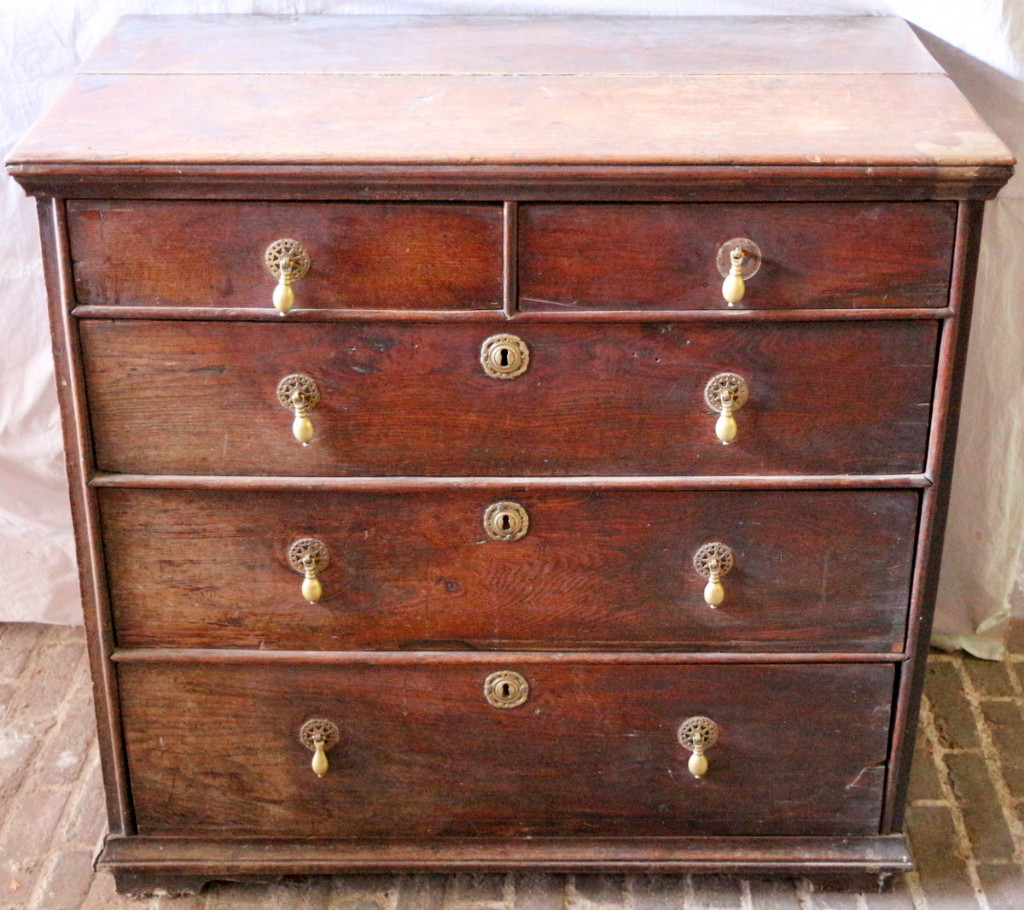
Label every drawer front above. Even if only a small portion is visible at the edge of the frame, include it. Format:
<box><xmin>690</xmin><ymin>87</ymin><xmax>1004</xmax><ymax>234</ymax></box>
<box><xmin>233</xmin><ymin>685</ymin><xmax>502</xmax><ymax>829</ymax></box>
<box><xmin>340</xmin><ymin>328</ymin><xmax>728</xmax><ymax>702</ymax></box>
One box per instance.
<box><xmin>102</xmin><ymin>488</ymin><xmax>917</xmax><ymax>653</ymax></box>
<box><xmin>68</xmin><ymin>201</ymin><xmax>504</xmax><ymax>311</ymax></box>
<box><xmin>119</xmin><ymin>659</ymin><xmax>893</xmax><ymax>838</ymax></box>
<box><xmin>520</xmin><ymin>202</ymin><xmax>956</xmax><ymax>311</ymax></box>
<box><xmin>81</xmin><ymin>319</ymin><xmax>937</xmax><ymax>476</ymax></box>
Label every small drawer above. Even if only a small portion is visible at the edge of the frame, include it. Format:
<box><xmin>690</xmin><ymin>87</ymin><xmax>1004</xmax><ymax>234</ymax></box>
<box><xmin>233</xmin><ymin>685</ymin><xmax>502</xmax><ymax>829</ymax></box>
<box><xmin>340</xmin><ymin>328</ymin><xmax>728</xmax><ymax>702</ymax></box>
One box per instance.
<box><xmin>80</xmin><ymin>319</ymin><xmax>938</xmax><ymax>476</ymax></box>
<box><xmin>519</xmin><ymin>202</ymin><xmax>956</xmax><ymax>311</ymax></box>
<box><xmin>67</xmin><ymin>201</ymin><xmax>504</xmax><ymax>311</ymax></box>
<box><xmin>101</xmin><ymin>488</ymin><xmax>918</xmax><ymax>653</ymax></box>
<box><xmin>119</xmin><ymin>658</ymin><xmax>893</xmax><ymax>838</ymax></box>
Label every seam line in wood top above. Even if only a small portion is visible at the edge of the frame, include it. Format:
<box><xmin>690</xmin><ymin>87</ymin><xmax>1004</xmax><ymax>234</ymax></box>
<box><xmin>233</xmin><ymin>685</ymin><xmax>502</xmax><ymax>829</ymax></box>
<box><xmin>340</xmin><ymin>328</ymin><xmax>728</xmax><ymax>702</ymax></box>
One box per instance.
<box><xmin>109</xmin><ymin>648</ymin><xmax>911</xmax><ymax>664</ymax></box>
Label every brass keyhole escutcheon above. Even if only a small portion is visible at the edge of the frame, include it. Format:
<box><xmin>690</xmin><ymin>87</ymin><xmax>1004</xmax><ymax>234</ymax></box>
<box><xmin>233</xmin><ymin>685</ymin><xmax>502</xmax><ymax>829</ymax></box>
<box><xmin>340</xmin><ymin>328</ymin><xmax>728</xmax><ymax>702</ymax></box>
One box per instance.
<box><xmin>678</xmin><ymin>716</ymin><xmax>720</xmax><ymax>779</ymax></box>
<box><xmin>484</xmin><ymin>670</ymin><xmax>530</xmax><ymax>709</ymax></box>
<box><xmin>483</xmin><ymin>501</ymin><xmax>529</xmax><ymax>542</ymax></box>
<box><xmin>480</xmin><ymin>334</ymin><xmax>530</xmax><ymax>379</ymax></box>
<box><xmin>299</xmin><ymin>718</ymin><xmax>340</xmax><ymax>778</ymax></box>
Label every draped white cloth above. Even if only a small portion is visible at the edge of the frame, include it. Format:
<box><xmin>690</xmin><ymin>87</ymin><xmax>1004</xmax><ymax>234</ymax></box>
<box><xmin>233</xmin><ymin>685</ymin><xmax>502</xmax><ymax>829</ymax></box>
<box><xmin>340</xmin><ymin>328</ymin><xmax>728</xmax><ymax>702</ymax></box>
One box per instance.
<box><xmin>2</xmin><ymin>0</ymin><xmax>1022</xmax><ymax>657</ymax></box>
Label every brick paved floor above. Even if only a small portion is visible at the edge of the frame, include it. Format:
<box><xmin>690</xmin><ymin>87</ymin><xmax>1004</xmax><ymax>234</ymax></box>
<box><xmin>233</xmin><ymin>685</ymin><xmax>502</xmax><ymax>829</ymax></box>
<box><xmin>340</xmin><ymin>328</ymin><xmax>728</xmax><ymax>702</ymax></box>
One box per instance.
<box><xmin>4</xmin><ymin>622</ymin><xmax>1024</xmax><ymax>909</ymax></box>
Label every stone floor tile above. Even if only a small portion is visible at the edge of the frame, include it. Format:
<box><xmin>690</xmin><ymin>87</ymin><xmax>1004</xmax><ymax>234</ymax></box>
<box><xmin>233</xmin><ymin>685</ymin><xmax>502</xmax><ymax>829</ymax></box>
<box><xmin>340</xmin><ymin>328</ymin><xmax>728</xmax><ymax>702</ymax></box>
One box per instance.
<box><xmin>905</xmin><ymin>804</ymin><xmax>976</xmax><ymax>908</ymax></box>
<box><xmin>445</xmin><ymin>872</ymin><xmax>507</xmax><ymax>905</ymax></box>
<box><xmin>32</xmin><ymin>679</ymin><xmax>98</xmax><ymax>789</ymax></box>
<box><xmin>265</xmin><ymin>876</ymin><xmax>333</xmax><ymax>910</ymax></box>
<box><xmin>0</xmin><ymin>785</ymin><xmax>73</xmax><ymax>904</ymax></box>
<box><xmin>81</xmin><ymin>869</ymin><xmax>155</xmax><ymax>909</ymax></box>
<box><xmin>327</xmin><ymin>873</ymin><xmax>396</xmax><ymax>909</ymax></box>
<box><xmin>963</xmin><ymin>657</ymin><xmax>1015</xmax><ymax>697</ymax></box>
<box><xmin>982</xmin><ymin>699</ymin><xmax>1024</xmax><ymax>798</ymax></box>
<box><xmin>60</xmin><ymin>753</ymin><xmax>107</xmax><ymax>849</ymax></box>
<box><xmin>805</xmin><ymin>887</ymin><xmax>861</xmax><ymax>908</ymax></box>
<box><xmin>32</xmin><ymin>848</ymin><xmax>96</xmax><ymax>910</ymax></box>
<box><xmin>0</xmin><ymin>624</ymin><xmax>44</xmax><ymax>681</ymax></box>
<box><xmin>861</xmin><ymin>875</ymin><xmax>916</xmax><ymax>909</ymax></box>
<box><xmin>511</xmin><ymin>873</ymin><xmax>565</xmax><ymax>910</ymax></box>
<box><xmin>0</xmin><ymin>726</ymin><xmax>42</xmax><ymax>807</ymax></box>
<box><xmin>742</xmin><ymin>877</ymin><xmax>801</xmax><ymax>908</ymax></box>
<box><xmin>976</xmin><ymin>862</ymin><xmax>1024</xmax><ymax>910</ymax></box>
<box><xmin>7</xmin><ymin>644</ymin><xmax>85</xmax><ymax>731</ymax></box>
<box><xmin>924</xmin><ymin>662</ymin><xmax>980</xmax><ymax>750</ymax></box>
<box><xmin>570</xmin><ymin>873</ymin><xmax>628</xmax><ymax>906</ymax></box>
<box><xmin>944</xmin><ymin>752</ymin><xmax>1015</xmax><ymax>861</ymax></box>
<box><xmin>688</xmin><ymin>873</ymin><xmax>743</xmax><ymax>907</ymax></box>
<box><xmin>631</xmin><ymin>874</ymin><xmax>688</xmax><ymax>909</ymax></box>
<box><xmin>907</xmin><ymin>731</ymin><xmax>944</xmax><ymax>802</ymax></box>
<box><xmin>396</xmin><ymin>873</ymin><xmax>447</xmax><ymax>910</ymax></box>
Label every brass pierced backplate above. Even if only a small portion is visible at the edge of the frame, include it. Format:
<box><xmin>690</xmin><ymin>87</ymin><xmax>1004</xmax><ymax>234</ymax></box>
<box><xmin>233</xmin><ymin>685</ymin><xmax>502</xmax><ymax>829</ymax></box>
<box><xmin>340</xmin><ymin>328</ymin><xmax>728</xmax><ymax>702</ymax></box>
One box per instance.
<box><xmin>480</xmin><ymin>333</ymin><xmax>530</xmax><ymax>379</ymax></box>
<box><xmin>703</xmin><ymin>373</ymin><xmax>749</xmax><ymax>413</ymax></box>
<box><xmin>692</xmin><ymin>542</ymin><xmax>734</xmax><ymax>579</ymax></box>
<box><xmin>264</xmin><ymin>238</ymin><xmax>311</xmax><ymax>282</ymax></box>
<box><xmin>299</xmin><ymin>718</ymin><xmax>340</xmax><ymax>753</ymax></box>
<box><xmin>483</xmin><ymin>501</ymin><xmax>530</xmax><ymax>542</ymax></box>
<box><xmin>287</xmin><ymin>538</ymin><xmax>330</xmax><ymax>574</ymax></box>
<box><xmin>678</xmin><ymin>715</ymin><xmax>720</xmax><ymax>752</ymax></box>
<box><xmin>483</xmin><ymin>670</ymin><xmax>530</xmax><ymax>709</ymax></box>
<box><xmin>276</xmin><ymin>373</ymin><xmax>321</xmax><ymax>410</ymax></box>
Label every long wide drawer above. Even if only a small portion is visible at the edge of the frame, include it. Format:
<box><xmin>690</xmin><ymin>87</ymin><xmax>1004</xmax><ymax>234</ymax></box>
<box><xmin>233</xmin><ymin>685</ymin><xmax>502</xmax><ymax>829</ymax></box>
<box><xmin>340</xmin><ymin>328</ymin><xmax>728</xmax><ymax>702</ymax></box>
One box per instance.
<box><xmin>68</xmin><ymin>201</ymin><xmax>504</xmax><ymax>311</ymax></box>
<box><xmin>101</xmin><ymin>487</ymin><xmax>918</xmax><ymax>652</ymax></box>
<box><xmin>519</xmin><ymin>202</ymin><xmax>956</xmax><ymax>311</ymax></box>
<box><xmin>118</xmin><ymin>658</ymin><xmax>894</xmax><ymax>838</ymax></box>
<box><xmin>80</xmin><ymin>319</ymin><xmax>938</xmax><ymax>476</ymax></box>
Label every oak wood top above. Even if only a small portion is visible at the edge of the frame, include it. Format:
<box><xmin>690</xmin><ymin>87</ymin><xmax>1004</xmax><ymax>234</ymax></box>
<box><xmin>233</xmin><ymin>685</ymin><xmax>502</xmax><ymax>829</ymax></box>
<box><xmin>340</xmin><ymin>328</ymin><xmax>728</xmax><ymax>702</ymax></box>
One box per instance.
<box><xmin>6</xmin><ymin>15</ymin><xmax>1014</xmax><ymax>177</ymax></box>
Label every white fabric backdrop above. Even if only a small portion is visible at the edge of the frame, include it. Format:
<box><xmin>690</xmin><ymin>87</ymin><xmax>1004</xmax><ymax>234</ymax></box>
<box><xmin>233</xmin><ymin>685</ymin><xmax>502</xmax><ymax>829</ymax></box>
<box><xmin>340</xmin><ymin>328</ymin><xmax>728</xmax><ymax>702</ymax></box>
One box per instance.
<box><xmin>2</xmin><ymin>0</ymin><xmax>1022</xmax><ymax>657</ymax></box>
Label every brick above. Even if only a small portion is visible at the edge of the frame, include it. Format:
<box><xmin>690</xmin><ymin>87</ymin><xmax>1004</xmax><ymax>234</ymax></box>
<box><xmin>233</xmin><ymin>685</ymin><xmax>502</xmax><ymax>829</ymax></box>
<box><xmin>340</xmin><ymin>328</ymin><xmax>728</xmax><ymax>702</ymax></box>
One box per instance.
<box><xmin>805</xmin><ymin>888</ymin><xmax>861</xmax><ymax>908</ymax></box>
<box><xmin>7</xmin><ymin>645</ymin><xmax>86</xmax><ymax>729</ymax></box>
<box><xmin>32</xmin><ymin>848</ymin><xmax>96</xmax><ymax>910</ymax></box>
<box><xmin>907</xmin><ymin>732</ymin><xmax>945</xmax><ymax>802</ymax></box>
<box><xmin>80</xmin><ymin>868</ymin><xmax>153</xmax><ymax>909</ymax></box>
<box><xmin>904</xmin><ymin>804</ymin><xmax>976</xmax><ymax>908</ymax></box>
<box><xmin>744</xmin><ymin>877</ymin><xmax>801</xmax><ymax>909</ymax></box>
<box><xmin>982</xmin><ymin>699</ymin><xmax>1024</xmax><ymax>799</ymax></box>
<box><xmin>60</xmin><ymin>754</ymin><xmax>107</xmax><ymax>849</ymax></box>
<box><xmin>631</xmin><ymin>874</ymin><xmax>688</xmax><ymax>908</ymax></box>
<box><xmin>571</xmin><ymin>873</ymin><xmax>627</xmax><ymax>905</ymax></box>
<box><xmin>861</xmin><ymin>874</ymin><xmax>916</xmax><ymax>909</ymax></box>
<box><xmin>445</xmin><ymin>872</ymin><xmax>507</xmax><ymax>905</ymax></box>
<box><xmin>327</xmin><ymin>873</ymin><xmax>396</xmax><ymax>909</ymax></box>
<box><xmin>0</xmin><ymin>624</ymin><xmax>45</xmax><ymax>681</ymax></box>
<box><xmin>944</xmin><ymin>752</ymin><xmax>1015</xmax><ymax>861</ymax></box>
<box><xmin>689</xmin><ymin>873</ymin><xmax>742</xmax><ymax>907</ymax></box>
<box><xmin>32</xmin><ymin>683</ymin><xmax>98</xmax><ymax>788</ymax></box>
<box><xmin>976</xmin><ymin>862</ymin><xmax>1024</xmax><ymax>910</ymax></box>
<box><xmin>511</xmin><ymin>873</ymin><xmax>565</xmax><ymax>910</ymax></box>
<box><xmin>0</xmin><ymin>727</ymin><xmax>42</xmax><ymax>806</ymax></box>
<box><xmin>396</xmin><ymin>873</ymin><xmax>447</xmax><ymax>910</ymax></box>
<box><xmin>0</xmin><ymin>786</ymin><xmax>73</xmax><ymax>904</ymax></box>
<box><xmin>963</xmin><ymin>657</ymin><xmax>1015</xmax><ymax>697</ymax></box>
<box><xmin>924</xmin><ymin>662</ymin><xmax>979</xmax><ymax>750</ymax></box>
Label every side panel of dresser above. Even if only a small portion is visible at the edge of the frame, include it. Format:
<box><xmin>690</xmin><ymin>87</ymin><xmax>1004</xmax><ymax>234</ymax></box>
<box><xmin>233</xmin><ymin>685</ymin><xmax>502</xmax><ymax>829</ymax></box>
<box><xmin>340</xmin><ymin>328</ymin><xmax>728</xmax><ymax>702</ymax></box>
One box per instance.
<box><xmin>35</xmin><ymin>197</ymin><xmax>133</xmax><ymax>836</ymax></box>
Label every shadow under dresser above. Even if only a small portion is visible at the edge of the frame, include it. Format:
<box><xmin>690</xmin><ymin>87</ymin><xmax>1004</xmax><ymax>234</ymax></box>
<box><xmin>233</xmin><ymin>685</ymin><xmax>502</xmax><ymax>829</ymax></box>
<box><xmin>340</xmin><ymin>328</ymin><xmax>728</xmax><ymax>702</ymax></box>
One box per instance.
<box><xmin>5</xmin><ymin>13</ymin><xmax>1014</xmax><ymax>894</ymax></box>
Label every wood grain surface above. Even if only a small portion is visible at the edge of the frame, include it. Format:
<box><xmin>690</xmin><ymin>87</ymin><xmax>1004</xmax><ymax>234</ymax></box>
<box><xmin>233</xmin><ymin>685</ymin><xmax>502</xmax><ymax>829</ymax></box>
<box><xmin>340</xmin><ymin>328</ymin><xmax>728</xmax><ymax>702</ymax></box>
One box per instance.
<box><xmin>118</xmin><ymin>659</ymin><xmax>893</xmax><ymax>838</ymax></box>
<box><xmin>68</xmin><ymin>201</ymin><xmax>502</xmax><ymax>310</ymax></box>
<box><xmin>99</xmin><ymin>487</ymin><xmax>918</xmax><ymax>652</ymax></box>
<box><xmin>520</xmin><ymin>202</ymin><xmax>956</xmax><ymax>310</ymax></box>
<box><xmin>79</xmin><ymin>319</ymin><xmax>939</xmax><ymax>476</ymax></box>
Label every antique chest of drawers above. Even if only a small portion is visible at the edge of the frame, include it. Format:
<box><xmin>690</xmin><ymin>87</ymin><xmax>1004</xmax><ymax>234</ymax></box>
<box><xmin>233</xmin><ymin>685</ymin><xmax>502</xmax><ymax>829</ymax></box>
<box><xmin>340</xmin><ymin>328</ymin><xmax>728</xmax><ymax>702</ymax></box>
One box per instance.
<box><xmin>7</xmin><ymin>14</ymin><xmax>1013</xmax><ymax>893</ymax></box>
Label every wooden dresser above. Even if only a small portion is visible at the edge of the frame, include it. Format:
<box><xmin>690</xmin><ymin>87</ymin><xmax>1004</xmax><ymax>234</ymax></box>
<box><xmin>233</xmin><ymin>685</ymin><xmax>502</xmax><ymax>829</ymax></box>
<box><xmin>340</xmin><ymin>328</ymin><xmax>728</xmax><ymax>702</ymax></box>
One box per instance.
<box><xmin>7</xmin><ymin>15</ymin><xmax>1013</xmax><ymax>893</ymax></box>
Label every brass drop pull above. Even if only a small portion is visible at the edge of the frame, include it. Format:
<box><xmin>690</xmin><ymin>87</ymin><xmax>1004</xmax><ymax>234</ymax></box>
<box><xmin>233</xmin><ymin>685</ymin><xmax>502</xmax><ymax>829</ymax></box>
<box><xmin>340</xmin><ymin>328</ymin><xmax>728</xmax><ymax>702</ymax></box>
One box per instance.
<box><xmin>483</xmin><ymin>501</ymin><xmax>529</xmax><ymax>541</ymax></box>
<box><xmin>288</xmin><ymin>538</ymin><xmax>330</xmax><ymax>604</ymax></box>
<box><xmin>704</xmin><ymin>373</ymin><xmax>748</xmax><ymax>444</ymax></box>
<box><xmin>716</xmin><ymin>238</ymin><xmax>761</xmax><ymax>306</ymax></box>
<box><xmin>300</xmin><ymin>718</ymin><xmax>340</xmax><ymax>778</ymax></box>
<box><xmin>678</xmin><ymin>716</ymin><xmax>719</xmax><ymax>779</ymax></box>
<box><xmin>481</xmin><ymin>334</ymin><xmax>530</xmax><ymax>379</ymax></box>
<box><xmin>265</xmin><ymin>238</ymin><xmax>311</xmax><ymax>315</ymax></box>
<box><xmin>276</xmin><ymin>373</ymin><xmax>320</xmax><ymax>445</ymax></box>
<box><xmin>693</xmin><ymin>542</ymin><xmax>734</xmax><ymax>608</ymax></box>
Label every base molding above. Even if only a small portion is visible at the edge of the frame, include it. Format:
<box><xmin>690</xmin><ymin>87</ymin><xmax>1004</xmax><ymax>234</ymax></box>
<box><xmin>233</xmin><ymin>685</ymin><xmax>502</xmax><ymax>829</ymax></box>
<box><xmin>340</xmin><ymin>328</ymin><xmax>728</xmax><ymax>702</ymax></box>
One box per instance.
<box><xmin>99</xmin><ymin>834</ymin><xmax>911</xmax><ymax>894</ymax></box>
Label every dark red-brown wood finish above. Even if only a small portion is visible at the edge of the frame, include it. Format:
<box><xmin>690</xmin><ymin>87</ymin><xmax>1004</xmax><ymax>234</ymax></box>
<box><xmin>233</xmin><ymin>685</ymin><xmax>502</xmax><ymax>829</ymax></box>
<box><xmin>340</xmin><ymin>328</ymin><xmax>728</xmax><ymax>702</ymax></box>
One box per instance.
<box><xmin>6</xmin><ymin>13</ymin><xmax>1012</xmax><ymax>893</ymax></box>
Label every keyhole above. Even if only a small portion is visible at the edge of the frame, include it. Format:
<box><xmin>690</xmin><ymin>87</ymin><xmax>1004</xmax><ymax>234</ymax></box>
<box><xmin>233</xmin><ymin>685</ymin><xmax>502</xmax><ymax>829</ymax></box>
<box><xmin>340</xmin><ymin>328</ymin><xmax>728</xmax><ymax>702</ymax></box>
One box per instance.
<box><xmin>501</xmin><ymin>514</ymin><xmax>512</xmax><ymax>531</ymax></box>
<box><xmin>499</xmin><ymin>347</ymin><xmax>510</xmax><ymax>367</ymax></box>
<box><xmin>501</xmin><ymin>682</ymin><xmax>511</xmax><ymax>699</ymax></box>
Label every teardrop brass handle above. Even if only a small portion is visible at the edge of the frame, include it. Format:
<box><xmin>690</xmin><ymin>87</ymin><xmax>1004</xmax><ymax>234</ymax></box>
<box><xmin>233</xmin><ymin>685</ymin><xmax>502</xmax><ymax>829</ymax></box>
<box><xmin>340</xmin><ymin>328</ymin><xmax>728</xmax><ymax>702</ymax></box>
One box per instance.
<box><xmin>265</xmin><ymin>238</ymin><xmax>311</xmax><ymax>315</ymax></box>
<box><xmin>300</xmin><ymin>718</ymin><xmax>340</xmax><ymax>778</ymax></box>
<box><xmin>288</xmin><ymin>538</ymin><xmax>330</xmax><ymax>604</ymax></box>
<box><xmin>716</xmin><ymin>238</ymin><xmax>761</xmax><ymax>306</ymax></box>
<box><xmin>678</xmin><ymin>716</ymin><xmax>719</xmax><ymax>779</ymax></box>
<box><xmin>692</xmin><ymin>542</ymin><xmax>734</xmax><ymax>608</ymax></box>
<box><xmin>704</xmin><ymin>373</ymin><xmax>748</xmax><ymax>444</ymax></box>
<box><xmin>277</xmin><ymin>373</ymin><xmax>320</xmax><ymax>445</ymax></box>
